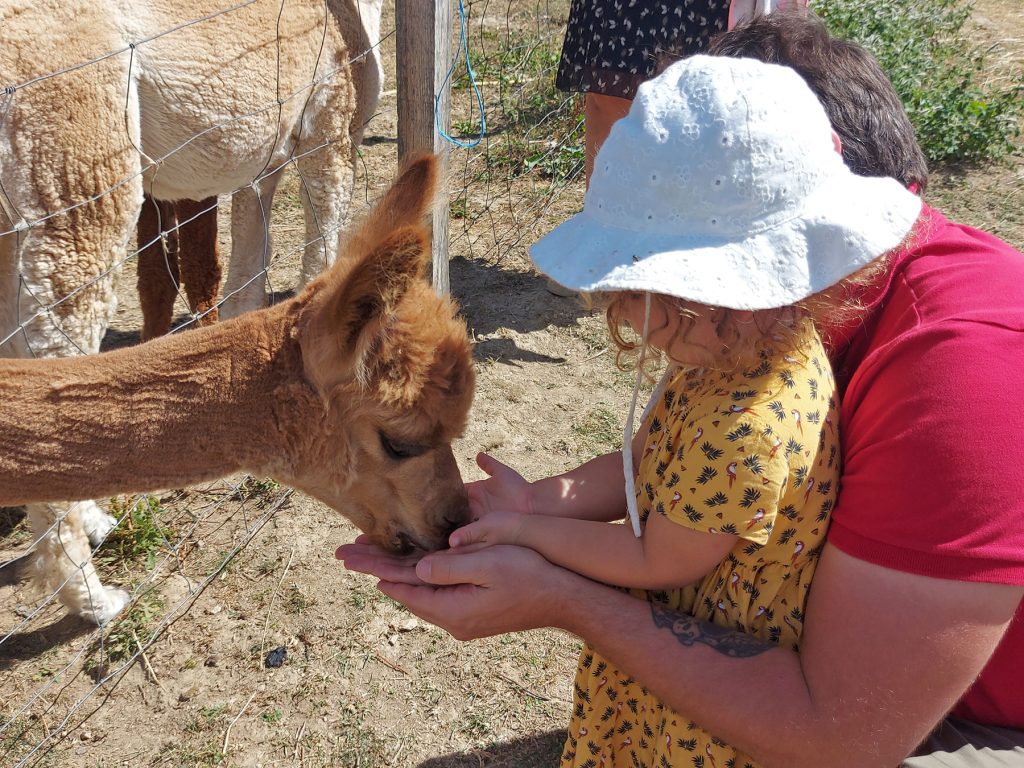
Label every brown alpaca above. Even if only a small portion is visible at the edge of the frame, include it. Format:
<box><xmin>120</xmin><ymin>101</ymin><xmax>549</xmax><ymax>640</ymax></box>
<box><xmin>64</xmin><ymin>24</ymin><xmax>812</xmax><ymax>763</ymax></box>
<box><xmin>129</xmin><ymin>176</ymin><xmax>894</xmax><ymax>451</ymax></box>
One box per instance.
<box><xmin>0</xmin><ymin>156</ymin><xmax>475</xmax><ymax>624</ymax></box>
<box><xmin>136</xmin><ymin>196</ymin><xmax>223</xmax><ymax>340</ymax></box>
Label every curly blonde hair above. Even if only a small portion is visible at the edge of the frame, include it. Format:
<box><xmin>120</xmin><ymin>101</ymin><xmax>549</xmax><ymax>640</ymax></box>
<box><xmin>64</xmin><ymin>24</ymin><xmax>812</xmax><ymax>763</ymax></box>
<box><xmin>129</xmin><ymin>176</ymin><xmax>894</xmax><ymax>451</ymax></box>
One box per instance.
<box><xmin>598</xmin><ymin>293</ymin><xmax>803</xmax><ymax>376</ymax></box>
<box><xmin>592</xmin><ymin>249</ymin><xmax>895</xmax><ymax>377</ymax></box>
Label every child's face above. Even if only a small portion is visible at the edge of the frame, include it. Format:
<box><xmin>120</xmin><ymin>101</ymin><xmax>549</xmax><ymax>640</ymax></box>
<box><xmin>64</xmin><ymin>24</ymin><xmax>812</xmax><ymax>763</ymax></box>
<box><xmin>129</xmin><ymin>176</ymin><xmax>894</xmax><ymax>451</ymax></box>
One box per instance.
<box><xmin>619</xmin><ymin>292</ymin><xmax>723</xmax><ymax>367</ymax></box>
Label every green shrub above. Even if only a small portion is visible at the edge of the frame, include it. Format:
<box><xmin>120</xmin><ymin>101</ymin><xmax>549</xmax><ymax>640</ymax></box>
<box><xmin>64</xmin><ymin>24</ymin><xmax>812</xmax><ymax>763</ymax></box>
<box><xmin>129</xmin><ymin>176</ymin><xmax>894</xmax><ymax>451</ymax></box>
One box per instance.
<box><xmin>814</xmin><ymin>0</ymin><xmax>1023</xmax><ymax>164</ymax></box>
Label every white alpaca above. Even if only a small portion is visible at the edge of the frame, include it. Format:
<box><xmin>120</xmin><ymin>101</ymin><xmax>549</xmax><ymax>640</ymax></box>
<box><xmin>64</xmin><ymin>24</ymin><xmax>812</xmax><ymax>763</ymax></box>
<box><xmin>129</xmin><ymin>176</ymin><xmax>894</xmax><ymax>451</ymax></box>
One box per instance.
<box><xmin>0</xmin><ymin>0</ymin><xmax>385</xmax><ymax>622</ymax></box>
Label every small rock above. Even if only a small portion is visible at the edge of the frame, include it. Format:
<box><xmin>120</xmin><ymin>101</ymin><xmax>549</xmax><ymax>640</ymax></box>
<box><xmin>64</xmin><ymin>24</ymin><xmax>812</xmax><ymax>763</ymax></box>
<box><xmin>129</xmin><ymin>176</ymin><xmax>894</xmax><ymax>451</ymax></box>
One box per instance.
<box><xmin>264</xmin><ymin>645</ymin><xmax>287</xmax><ymax>668</ymax></box>
<box><xmin>204</xmin><ymin>655</ymin><xmax>218</xmax><ymax>668</ymax></box>
<box><xmin>392</xmin><ymin>618</ymin><xmax>419</xmax><ymax>632</ymax></box>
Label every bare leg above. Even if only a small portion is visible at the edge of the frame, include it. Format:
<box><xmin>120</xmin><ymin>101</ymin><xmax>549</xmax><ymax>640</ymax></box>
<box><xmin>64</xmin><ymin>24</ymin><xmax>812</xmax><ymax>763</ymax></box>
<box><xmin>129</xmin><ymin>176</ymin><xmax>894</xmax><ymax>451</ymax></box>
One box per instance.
<box><xmin>220</xmin><ymin>170</ymin><xmax>283</xmax><ymax>319</ymax></box>
<box><xmin>585</xmin><ymin>92</ymin><xmax>632</xmax><ymax>188</ymax></box>
<box><xmin>294</xmin><ymin>75</ymin><xmax>356</xmax><ymax>289</ymax></box>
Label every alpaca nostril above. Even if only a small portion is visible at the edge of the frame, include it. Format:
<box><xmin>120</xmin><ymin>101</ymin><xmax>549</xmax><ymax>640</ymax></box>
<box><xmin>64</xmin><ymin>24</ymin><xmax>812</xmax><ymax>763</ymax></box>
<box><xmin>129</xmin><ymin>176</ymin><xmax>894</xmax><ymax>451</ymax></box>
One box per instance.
<box><xmin>396</xmin><ymin>531</ymin><xmax>416</xmax><ymax>555</ymax></box>
<box><xmin>443</xmin><ymin>514</ymin><xmax>467</xmax><ymax>538</ymax></box>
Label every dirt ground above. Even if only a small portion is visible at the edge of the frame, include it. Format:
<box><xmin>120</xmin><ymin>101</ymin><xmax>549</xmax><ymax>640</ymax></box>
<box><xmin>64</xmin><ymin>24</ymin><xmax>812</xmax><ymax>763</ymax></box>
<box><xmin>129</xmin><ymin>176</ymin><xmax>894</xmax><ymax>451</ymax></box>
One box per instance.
<box><xmin>1</xmin><ymin>1</ymin><xmax>1021</xmax><ymax>766</ymax></box>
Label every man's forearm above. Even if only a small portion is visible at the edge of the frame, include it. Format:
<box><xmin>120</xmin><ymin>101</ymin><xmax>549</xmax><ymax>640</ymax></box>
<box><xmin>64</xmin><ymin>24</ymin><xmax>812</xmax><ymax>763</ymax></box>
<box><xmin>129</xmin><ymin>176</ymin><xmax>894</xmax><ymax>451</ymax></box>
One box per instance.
<box><xmin>555</xmin><ymin>578</ymin><xmax>821</xmax><ymax>768</ymax></box>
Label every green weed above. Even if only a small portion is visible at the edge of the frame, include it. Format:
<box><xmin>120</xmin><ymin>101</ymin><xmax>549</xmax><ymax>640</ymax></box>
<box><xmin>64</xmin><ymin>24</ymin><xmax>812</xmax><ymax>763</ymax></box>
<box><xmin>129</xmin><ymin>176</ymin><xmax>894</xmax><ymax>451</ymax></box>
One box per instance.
<box><xmin>456</xmin><ymin>27</ymin><xmax>584</xmax><ymax>181</ymax></box>
<box><xmin>284</xmin><ymin>583</ymin><xmax>315</xmax><ymax>614</ymax></box>
<box><xmin>156</xmin><ymin>739</ymin><xmax>225</xmax><ymax>766</ymax></box>
<box><xmin>571</xmin><ymin>407</ymin><xmax>622</xmax><ymax>457</ymax></box>
<box><xmin>232</xmin><ymin>476</ymin><xmax>281</xmax><ymax>506</ymax></box>
<box><xmin>0</xmin><ymin>715</ymin><xmax>57</xmax><ymax>766</ymax></box>
<box><xmin>816</xmin><ymin>0</ymin><xmax>1023</xmax><ymax>164</ymax></box>
<box><xmin>88</xmin><ymin>588</ymin><xmax>165</xmax><ymax>669</ymax></box>
<box><xmin>328</xmin><ymin>704</ymin><xmax>389</xmax><ymax>766</ymax></box>
<box><xmin>97</xmin><ymin>495</ymin><xmax>170</xmax><ymax>570</ymax></box>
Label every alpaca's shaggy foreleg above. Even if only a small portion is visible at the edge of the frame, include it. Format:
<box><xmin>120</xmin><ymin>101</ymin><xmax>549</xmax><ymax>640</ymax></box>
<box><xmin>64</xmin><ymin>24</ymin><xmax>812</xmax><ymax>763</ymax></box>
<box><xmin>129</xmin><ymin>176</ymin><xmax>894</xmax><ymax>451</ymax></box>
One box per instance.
<box><xmin>13</xmin><ymin>230</ymin><xmax>120</xmax><ymax>359</ymax></box>
<box><xmin>27</xmin><ymin>503</ymin><xmax>129</xmax><ymax>625</ymax></box>
<box><xmin>295</xmin><ymin>97</ymin><xmax>356</xmax><ymax>289</ymax></box>
<box><xmin>219</xmin><ymin>170</ymin><xmax>284</xmax><ymax>320</ymax></box>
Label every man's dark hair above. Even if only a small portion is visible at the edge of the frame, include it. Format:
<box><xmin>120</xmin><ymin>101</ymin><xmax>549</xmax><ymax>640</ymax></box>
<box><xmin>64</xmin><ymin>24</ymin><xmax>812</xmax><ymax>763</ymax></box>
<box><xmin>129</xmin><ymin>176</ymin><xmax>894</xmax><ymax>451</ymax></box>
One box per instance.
<box><xmin>705</xmin><ymin>10</ymin><xmax>929</xmax><ymax>192</ymax></box>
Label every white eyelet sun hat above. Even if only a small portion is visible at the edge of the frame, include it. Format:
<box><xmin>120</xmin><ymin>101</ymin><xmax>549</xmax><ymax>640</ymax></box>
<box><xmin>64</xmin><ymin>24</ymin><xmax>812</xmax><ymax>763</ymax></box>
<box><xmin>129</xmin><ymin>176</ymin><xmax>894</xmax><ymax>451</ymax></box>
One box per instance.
<box><xmin>529</xmin><ymin>55</ymin><xmax>922</xmax><ymax>309</ymax></box>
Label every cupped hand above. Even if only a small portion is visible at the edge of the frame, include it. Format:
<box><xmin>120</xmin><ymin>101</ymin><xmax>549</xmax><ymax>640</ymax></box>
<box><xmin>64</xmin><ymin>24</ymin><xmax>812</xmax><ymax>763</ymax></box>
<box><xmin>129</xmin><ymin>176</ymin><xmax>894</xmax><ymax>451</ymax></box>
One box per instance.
<box><xmin>339</xmin><ymin>537</ymin><xmax>581</xmax><ymax>641</ymax></box>
<box><xmin>465</xmin><ymin>452</ymin><xmax>534</xmax><ymax>519</ymax></box>
<box><xmin>336</xmin><ymin>534</ymin><xmax>426</xmax><ymax>585</ymax></box>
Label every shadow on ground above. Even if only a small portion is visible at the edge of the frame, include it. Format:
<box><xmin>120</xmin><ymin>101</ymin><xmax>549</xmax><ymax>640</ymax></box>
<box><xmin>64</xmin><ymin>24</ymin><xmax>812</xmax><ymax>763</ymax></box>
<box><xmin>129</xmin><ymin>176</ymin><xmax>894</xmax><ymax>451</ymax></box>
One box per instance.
<box><xmin>417</xmin><ymin>729</ymin><xmax>567</xmax><ymax>768</ymax></box>
<box><xmin>0</xmin><ymin>613</ymin><xmax>96</xmax><ymax>670</ymax></box>
<box><xmin>450</xmin><ymin>255</ymin><xmax>595</xmax><ymax>366</ymax></box>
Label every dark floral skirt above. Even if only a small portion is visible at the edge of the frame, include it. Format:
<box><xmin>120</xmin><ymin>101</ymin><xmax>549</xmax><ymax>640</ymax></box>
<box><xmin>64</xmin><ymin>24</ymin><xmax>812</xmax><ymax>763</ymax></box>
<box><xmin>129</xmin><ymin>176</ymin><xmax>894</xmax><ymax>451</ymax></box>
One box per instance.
<box><xmin>556</xmin><ymin>0</ymin><xmax>730</xmax><ymax>99</ymax></box>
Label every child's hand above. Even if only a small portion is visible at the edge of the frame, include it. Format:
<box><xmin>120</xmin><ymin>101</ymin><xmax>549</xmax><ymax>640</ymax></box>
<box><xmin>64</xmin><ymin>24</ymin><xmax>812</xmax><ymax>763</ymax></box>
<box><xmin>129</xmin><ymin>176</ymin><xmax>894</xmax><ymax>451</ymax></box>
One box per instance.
<box><xmin>449</xmin><ymin>510</ymin><xmax>527</xmax><ymax>549</ymax></box>
<box><xmin>466</xmin><ymin>453</ymin><xmax>534</xmax><ymax>519</ymax></box>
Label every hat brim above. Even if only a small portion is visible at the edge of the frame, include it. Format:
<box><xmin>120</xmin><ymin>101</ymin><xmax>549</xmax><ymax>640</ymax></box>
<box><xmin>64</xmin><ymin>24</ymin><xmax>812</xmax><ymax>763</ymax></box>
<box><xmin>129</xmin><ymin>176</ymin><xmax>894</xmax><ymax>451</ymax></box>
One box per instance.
<box><xmin>530</xmin><ymin>173</ymin><xmax>922</xmax><ymax>310</ymax></box>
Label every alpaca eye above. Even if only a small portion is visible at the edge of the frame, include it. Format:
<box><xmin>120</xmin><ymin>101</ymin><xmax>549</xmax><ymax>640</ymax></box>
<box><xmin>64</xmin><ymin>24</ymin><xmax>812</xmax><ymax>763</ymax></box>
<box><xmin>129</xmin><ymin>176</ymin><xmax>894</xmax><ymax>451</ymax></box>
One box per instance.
<box><xmin>379</xmin><ymin>433</ymin><xmax>425</xmax><ymax>460</ymax></box>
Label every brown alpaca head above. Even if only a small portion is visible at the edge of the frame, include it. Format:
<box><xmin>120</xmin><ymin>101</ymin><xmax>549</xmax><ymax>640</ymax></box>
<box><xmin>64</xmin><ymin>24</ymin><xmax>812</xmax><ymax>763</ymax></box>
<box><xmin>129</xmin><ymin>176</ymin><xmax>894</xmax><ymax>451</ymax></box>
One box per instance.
<box><xmin>290</xmin><ymin>155</ymin><xmax>475</xmax><ymax>553</ymax></box>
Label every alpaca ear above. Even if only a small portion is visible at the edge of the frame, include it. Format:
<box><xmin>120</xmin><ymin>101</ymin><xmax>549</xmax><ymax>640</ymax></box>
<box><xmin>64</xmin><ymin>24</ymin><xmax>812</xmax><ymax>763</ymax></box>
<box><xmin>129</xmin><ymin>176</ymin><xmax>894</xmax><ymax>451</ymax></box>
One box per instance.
<box><xmin>299</xmin><ymin>225</ymin><xmax>430</xmax><ymax>399</ymax></box>
<box><xmin>295</xmin><ymin>154</ymin><xmax>439</xmax><ymax>399</ymax></box>
<box><xmin>345</xmin><ymin>154</ymin><xmax>439</xmax><ymax>254</ymax></box>
<box><xmin>368</xmin><ymin>153</ymin><xmax>438</xmax><ymax>228</ymax></box>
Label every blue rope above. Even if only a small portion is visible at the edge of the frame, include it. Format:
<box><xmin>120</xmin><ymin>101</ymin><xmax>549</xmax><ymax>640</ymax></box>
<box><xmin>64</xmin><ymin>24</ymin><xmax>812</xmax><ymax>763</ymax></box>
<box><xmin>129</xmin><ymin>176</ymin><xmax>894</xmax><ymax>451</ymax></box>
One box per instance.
<box><xmin>435</xmin><ymin>0</ymin><xmax>486</xmax><ymax>148</ymax></box>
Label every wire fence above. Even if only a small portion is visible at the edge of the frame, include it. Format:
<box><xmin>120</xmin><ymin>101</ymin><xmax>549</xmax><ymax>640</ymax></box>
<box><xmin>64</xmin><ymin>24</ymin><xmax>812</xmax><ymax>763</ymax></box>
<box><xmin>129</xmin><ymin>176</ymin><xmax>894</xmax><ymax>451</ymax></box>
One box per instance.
<box><xmin>1</xmin><ymin>1</ymin><xmax>582</xmax><ymax>765</ymax></box>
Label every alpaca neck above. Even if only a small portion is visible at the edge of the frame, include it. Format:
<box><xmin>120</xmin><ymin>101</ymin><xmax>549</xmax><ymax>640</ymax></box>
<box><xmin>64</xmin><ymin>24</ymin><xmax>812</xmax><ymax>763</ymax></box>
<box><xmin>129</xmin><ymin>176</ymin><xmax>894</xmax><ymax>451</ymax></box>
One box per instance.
<box><xmin>0</xmin><ymin>306</ymin><xmax>314</xmax><ymax>505</ymax></box>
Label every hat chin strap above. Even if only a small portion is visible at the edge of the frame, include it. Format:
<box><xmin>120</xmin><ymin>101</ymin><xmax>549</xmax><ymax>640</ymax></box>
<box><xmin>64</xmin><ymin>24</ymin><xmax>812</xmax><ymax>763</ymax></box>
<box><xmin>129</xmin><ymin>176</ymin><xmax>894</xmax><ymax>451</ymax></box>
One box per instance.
<box><xmin>622</xmin><ymin>293</ymin><xmax>673</xmax><ymax>538</ymax></box>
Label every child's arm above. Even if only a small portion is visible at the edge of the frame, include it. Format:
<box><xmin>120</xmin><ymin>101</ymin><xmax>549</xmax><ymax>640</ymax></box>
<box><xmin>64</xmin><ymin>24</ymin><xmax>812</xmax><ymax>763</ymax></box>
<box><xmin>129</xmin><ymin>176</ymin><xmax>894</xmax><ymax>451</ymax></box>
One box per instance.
<box><xmin>450</xmin><ymin>506</ymin><xmax>737</xmax><ymax>591</ymax></box>
<box><xmin>469</xmin><ymin>427</ymin><xmax>648</xmax><ymax>523</ymax></box>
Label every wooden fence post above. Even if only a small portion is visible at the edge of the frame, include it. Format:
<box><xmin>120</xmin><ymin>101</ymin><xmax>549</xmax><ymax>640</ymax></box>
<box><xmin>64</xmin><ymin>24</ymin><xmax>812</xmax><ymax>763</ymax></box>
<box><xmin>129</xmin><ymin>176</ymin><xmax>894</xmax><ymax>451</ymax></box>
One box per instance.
<box><xmin>395</xmin><ymin>0</ymin><xmax>453</xmax><ymax>295</ymax></box>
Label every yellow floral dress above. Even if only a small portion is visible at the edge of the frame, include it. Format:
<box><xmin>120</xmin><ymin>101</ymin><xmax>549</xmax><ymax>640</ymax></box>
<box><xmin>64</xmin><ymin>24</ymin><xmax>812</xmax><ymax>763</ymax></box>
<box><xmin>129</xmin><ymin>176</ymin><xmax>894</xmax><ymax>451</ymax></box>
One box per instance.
<box><xmin>561</xmin><ymin>321</ymin><xmax>840</xmax><ymax>768</ymax></box>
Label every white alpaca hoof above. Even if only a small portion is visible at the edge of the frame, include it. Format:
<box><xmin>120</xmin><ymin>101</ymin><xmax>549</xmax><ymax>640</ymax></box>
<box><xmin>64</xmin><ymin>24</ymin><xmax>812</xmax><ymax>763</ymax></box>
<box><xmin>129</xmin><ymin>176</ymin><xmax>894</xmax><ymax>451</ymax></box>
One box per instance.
<box><xmin>76</xmin><ymin>501</ymin><xmax>117</xmax><ymax>546</ymax></box>
<box><xmin>86</xmin><ymin>587</ymin><xmax>131</xmax><ymax>626</ymax></box>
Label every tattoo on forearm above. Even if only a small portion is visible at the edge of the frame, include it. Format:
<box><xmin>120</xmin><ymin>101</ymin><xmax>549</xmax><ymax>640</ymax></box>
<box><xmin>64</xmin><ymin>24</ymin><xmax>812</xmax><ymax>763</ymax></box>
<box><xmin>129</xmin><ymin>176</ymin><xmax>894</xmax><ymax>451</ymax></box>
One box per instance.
<box><xmin>650</xmin><ymin>604</ymin><xmax>772</xmax><ymax>658</ymax></box>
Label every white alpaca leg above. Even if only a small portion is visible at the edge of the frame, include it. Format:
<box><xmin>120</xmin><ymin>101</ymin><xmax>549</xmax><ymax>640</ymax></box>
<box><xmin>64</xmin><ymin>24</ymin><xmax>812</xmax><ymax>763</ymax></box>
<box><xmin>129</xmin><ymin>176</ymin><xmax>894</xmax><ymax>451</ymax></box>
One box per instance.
<box><xmin>295</xmin><ymin>124</ymin><xmax>355</xmax><ymax>288</ymax></box>
<box><xmin>27</xmin><ymin>503</ymin><xmax>129</xmax><ymax>625</ymax></box>
<box><xmin>351</xmin><ymin>0</ymin><xmax>386</xmax><ymax>144</ymax></box>
<box><xmin>220</xmin><ymin>170</ymin><xmax>284</xmax><ymax>320</ymax></box>
<box><xmin>76</xmin><ymin>500</ymin><xmax>118</xmax><ymax>547</ymax></box>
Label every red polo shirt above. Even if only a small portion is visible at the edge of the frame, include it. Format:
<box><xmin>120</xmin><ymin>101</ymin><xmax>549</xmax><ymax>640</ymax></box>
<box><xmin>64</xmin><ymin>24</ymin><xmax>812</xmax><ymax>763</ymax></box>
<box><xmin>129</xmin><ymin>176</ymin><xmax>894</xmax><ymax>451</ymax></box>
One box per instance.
<box><xmin>828</xmin><ymin>205</ymin><xmax>1024</xmax><ymax>728</ymax></box>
